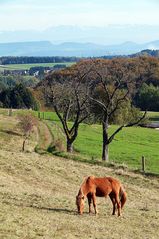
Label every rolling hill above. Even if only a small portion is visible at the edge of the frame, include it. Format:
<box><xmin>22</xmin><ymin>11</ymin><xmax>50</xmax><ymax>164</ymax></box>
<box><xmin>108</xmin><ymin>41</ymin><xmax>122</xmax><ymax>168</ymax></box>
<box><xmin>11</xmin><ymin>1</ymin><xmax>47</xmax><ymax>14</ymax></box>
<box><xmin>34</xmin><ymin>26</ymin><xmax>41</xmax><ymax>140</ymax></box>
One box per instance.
<box><xmin>131</xmin><ymin>49</ymin><xmax>159</xmax><ymax>57</ymax></box>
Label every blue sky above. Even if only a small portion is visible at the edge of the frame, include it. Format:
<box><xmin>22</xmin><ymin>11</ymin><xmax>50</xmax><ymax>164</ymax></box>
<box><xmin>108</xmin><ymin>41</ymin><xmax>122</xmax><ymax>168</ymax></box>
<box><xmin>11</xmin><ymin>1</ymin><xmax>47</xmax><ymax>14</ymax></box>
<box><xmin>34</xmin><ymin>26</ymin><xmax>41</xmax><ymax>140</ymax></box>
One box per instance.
<box><xmin>0</xmin><ymin>0</ymin><xmax>159</xmax><ymax>30</ymax></box>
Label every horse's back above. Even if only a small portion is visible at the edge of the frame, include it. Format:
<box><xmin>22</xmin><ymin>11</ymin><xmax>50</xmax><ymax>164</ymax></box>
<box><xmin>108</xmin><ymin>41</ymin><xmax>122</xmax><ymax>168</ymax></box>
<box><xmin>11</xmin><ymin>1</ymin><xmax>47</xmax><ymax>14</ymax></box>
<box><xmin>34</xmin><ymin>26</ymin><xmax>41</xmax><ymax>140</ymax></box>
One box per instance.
<box><xmin>86</xmin><ymin>176</ymin><xmax>121</xmax><ymax>196</ymax></box>
<box><xmin>84</xmin><ymin>176</ymin><xmax>111</xmax><ymax>196</ymax></box>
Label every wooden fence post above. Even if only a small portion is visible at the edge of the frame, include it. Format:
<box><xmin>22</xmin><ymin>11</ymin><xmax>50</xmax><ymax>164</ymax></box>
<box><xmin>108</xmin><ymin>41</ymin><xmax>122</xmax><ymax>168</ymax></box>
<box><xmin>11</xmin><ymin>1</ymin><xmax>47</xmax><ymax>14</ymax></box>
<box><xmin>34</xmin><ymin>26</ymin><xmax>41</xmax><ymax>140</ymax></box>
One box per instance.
<box><xmin>141</xmin><ymin>156</ymin><xmax>145</xmax><ymax>173</ymax></box>
<box><xmin>8</xmin><ymin>108</ymin><xmax>12</xmax><ymax>116</ymax></box>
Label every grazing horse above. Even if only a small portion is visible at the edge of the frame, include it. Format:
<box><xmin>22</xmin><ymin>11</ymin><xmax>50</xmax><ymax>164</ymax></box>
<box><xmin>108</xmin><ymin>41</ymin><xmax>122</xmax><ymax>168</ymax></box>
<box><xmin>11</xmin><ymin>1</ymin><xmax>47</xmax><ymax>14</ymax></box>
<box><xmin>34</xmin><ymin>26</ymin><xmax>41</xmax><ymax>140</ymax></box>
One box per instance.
<box><xmin>76</xmin><ymin>176</ymin><xmax>127</xmax><ymax>216</ymax></box>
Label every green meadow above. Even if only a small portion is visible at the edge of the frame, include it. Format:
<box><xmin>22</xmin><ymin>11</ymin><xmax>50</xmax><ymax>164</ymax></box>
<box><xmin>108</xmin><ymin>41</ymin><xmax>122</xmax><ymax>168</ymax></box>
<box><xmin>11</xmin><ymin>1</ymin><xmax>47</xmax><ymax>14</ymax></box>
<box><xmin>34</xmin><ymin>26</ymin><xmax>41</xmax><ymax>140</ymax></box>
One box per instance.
<box><xmin>147</xmin><ymin>111</ymin><xmax>159</xmax><ymax>121</ymax></box>
<box><xmin>39</xmin><ymin>111</ymin><xmax>159</xmax><ymax>174</ymax></box>
<box><xmin>0</xmin><ymin>62</ymin><xmax>74</xmax><ymax>71</ymax></box>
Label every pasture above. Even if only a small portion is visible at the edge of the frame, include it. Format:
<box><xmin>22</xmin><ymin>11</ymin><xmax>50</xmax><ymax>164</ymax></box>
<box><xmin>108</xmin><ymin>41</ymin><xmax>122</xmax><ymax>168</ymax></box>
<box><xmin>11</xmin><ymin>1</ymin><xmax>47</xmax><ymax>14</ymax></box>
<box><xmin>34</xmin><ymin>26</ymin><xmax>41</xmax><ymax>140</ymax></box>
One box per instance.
<box><xmin>1</xmin><ymin>109</ymin><xmax>159</xmax><ymax>174</ymax></box>
<box><xmin>0</xmin><ymin>113</ymin><xmax>159</xmax><ymax>239</ymax></box>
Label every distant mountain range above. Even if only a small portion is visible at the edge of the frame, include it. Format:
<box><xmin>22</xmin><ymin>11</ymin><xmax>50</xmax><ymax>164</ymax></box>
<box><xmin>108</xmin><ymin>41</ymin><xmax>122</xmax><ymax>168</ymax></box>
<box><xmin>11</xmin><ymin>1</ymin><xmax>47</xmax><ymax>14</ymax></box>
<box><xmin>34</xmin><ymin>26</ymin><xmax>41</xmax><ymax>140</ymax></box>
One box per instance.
<box><xmin>1</xmin><ymin>25</ymin><xmax>159</xmax><ymax>45</ymax></box>
<box><xmin>0</xmin><ymin>40</ymin><xmax>159</xmax><ymax>57</ymax></box>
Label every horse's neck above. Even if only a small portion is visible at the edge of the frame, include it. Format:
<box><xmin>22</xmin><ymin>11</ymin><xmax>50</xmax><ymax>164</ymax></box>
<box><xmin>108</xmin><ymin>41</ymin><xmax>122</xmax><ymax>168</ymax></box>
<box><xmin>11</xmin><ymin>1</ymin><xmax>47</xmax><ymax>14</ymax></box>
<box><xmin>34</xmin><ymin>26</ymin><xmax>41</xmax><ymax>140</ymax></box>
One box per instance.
<box><xmin>80</xmin><ymin>183</ymin><xmax>88</xmax><ymax>196</ymax></box>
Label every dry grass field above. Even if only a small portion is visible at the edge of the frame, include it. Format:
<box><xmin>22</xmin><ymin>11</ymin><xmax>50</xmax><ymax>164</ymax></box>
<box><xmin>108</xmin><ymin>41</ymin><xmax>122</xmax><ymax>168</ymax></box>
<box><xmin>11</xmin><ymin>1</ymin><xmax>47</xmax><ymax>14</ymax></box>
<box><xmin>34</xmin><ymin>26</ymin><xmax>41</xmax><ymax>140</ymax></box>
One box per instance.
<box><xmin>0</xmin><ymin>114</ymin><xmax>159</xmax><ymax>239</ymax></box>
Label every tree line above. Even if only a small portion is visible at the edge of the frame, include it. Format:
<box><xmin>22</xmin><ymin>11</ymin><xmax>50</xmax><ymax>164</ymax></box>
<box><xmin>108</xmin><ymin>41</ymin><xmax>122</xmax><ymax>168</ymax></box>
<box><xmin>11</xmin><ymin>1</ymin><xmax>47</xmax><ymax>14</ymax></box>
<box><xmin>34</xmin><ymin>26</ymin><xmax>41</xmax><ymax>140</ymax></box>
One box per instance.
<box><xmin>0</xmin><ymin>56</ymin><xmax>79</xmax><ymax>65</ymax></box>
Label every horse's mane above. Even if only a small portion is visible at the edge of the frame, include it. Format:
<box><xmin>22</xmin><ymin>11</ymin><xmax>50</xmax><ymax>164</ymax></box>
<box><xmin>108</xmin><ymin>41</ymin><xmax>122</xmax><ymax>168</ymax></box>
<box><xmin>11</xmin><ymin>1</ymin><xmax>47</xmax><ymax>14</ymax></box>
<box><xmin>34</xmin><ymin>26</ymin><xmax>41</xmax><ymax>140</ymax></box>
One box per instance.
<box><xmin>78</xmin><ymin>179</ymin><xmax>86</xmax><ymax>196</ymax></box>
<box><xmin>78</xmin><ymin>176</ymin><xmax>95</xmax><ymax>196</ymax></box>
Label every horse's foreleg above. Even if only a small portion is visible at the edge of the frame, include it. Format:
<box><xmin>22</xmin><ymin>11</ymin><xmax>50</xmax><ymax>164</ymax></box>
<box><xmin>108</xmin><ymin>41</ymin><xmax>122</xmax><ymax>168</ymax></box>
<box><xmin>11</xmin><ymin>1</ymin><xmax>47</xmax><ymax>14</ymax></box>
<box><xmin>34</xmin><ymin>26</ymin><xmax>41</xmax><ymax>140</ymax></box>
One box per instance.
<box><xmin>92</xmin><ymin>193</ymin><xmax>98</xmax><ymax>214</ymax></box>
<box><xmin>87</xmin><ymin>195</ymin><xmax>93</xmax><ymax>214</ymax></box>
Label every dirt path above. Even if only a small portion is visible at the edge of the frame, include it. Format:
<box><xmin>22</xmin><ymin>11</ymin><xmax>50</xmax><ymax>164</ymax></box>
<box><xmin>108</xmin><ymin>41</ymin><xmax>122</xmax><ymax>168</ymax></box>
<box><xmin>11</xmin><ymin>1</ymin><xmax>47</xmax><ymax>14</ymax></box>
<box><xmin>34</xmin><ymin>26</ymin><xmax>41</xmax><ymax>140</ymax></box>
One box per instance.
<box><xmin>37</xmin><ymin>120</ymin><xmax>53</xmax><ymax>151</ymax></box>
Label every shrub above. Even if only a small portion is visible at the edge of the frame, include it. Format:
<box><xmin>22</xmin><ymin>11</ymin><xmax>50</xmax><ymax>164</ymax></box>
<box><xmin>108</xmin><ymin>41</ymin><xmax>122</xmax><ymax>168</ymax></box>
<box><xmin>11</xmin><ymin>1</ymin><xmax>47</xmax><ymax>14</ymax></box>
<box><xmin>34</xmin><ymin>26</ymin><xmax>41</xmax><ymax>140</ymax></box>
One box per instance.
<box><xmin>47</xmin><ymin>139</ymin><xmax>65</xmax><ymax>153</ymax></box>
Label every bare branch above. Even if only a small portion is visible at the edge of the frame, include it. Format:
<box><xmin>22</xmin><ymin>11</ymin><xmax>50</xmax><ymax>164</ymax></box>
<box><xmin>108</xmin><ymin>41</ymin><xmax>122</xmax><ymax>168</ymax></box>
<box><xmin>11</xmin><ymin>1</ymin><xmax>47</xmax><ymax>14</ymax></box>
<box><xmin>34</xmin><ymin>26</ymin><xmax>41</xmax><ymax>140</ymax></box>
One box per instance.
<box><xmin>89</xmin><ymin>97</ymin><xmax>107</xmax><ymax>111</ymax></box>
<box><xmin>108</xmin><ymin>111</ymin><xmax>147</xmax><ymax>144</ymax></box>
<box><xmin>108</xmin><ymin>90</ymin><xmax>130</xmax><ymax>117</ymax></box>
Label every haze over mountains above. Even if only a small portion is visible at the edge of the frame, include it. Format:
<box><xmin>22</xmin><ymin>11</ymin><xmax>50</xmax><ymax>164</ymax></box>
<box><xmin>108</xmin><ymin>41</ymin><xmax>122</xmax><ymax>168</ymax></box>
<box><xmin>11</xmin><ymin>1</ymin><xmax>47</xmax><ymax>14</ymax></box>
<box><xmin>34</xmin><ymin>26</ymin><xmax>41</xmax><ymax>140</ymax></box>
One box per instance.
<box><xmin>0</xmin><ymin>25</ymin><xmax>159</xmax><ymax>57</ymax></box>
<box><xmin>1</xmin><ymin>25</ymin><xmax>159</xmax><ymax>44</ymax></box>
<box><xmin>0</xmin><ymin>40</ymin><xmax>159</xmax><ymax>57</ymax></box>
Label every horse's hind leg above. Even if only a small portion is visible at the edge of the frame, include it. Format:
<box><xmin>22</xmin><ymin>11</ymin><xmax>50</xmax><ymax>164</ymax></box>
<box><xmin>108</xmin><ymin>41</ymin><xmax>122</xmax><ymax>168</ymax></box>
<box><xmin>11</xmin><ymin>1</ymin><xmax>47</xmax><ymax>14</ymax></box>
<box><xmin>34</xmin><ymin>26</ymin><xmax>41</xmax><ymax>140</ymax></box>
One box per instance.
<box><xmin>115</xmin><ymin>194</ymin><xmax>121</xmax><ymax>216</ymax></box>
<box><xmin>87</xmin><ymin>194</ymin><xmax>93</xmax><ymax>214</ymax></box>
<box><xmin>109</xmin><ymin>194</ymin><xmax>116</xmax><ymax>215</ymax></box>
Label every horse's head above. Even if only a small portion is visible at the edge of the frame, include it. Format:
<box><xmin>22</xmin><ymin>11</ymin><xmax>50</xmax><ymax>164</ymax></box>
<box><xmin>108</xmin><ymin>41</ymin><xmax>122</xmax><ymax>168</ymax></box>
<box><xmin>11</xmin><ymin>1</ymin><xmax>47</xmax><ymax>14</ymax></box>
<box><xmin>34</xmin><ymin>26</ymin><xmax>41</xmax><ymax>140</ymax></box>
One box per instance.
<box><xmin>76</xmin><ymin>194</ymin><xmax>85</xmax><ymax>215</ymax></box>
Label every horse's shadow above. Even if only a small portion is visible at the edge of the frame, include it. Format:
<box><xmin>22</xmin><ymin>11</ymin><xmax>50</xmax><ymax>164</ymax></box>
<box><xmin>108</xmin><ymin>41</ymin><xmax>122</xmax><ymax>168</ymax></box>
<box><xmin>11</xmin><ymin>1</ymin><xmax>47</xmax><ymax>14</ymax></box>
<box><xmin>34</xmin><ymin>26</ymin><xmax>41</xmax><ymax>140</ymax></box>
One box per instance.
<box><xmin>30</xmin><ymin>205</ymin><xmax>76</xmax><ymax>215</ymax></box>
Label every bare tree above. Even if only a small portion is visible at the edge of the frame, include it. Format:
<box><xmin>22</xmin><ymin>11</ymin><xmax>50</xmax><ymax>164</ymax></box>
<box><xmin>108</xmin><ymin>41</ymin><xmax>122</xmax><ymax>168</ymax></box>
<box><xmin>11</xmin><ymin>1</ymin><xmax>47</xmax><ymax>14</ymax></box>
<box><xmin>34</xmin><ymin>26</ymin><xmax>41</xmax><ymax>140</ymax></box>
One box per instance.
<box><xmin>18</xmin><ymin>114</ymin><xmax>38</xmax><ymax>151</ymax></box>
<box><xmin>43</xmin><ymin>62</ymin><xmax>92</xmax><ymax>153</ymax></box>
<box><xmin>89</xmin><ymin>59</ymin><xmax>147</xmax><ymax>161</ymax></box>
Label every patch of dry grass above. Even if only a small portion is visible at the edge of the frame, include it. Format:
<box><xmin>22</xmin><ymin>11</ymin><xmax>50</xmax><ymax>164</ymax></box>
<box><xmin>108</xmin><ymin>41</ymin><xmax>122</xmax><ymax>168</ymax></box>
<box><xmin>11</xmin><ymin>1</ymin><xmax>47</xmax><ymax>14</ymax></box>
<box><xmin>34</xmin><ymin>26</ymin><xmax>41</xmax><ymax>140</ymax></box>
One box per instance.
<box><xmin>0</xmin><ymin>114</ymin><xmax>159</xmax><ymax>239</ymax></box>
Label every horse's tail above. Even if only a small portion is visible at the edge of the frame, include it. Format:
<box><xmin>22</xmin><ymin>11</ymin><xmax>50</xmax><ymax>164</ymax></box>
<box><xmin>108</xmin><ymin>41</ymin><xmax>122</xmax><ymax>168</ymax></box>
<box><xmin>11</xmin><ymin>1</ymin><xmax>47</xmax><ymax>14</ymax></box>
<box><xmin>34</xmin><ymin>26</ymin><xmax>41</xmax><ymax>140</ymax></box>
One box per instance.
<box><xmin>120</xmin><ymin>186</ymin><xmax>127</xmax><ymax>209</ymax></box>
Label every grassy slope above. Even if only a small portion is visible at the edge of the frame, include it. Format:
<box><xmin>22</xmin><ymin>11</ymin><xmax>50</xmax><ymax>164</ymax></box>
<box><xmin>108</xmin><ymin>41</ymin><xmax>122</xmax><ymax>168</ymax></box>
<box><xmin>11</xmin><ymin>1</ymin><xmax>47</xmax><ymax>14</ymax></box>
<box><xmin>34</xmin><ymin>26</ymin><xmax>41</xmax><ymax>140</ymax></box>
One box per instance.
<box><xmin>0</xmin><ymin>114</ymin><xmax>159</xmax><ymax>239</ymax></box>
<box><xmin>75</xmin><ymin>124</ymin><xmax>159</xmax><ymax>173</ymax></box>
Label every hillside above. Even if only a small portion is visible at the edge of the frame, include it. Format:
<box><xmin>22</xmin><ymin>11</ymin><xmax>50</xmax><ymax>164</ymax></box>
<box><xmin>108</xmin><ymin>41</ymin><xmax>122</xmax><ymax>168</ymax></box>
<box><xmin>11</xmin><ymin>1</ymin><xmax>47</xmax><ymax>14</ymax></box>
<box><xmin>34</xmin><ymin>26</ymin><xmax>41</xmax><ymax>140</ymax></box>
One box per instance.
<box><xmin>0</xmin><ymin>113</ymin><xmax>159</xmax><ymax>238</ymax></box>
<box><xmin>131</xmin><ymin>49</ymin><xmax>159</xmax><ymax>58</ymax></box>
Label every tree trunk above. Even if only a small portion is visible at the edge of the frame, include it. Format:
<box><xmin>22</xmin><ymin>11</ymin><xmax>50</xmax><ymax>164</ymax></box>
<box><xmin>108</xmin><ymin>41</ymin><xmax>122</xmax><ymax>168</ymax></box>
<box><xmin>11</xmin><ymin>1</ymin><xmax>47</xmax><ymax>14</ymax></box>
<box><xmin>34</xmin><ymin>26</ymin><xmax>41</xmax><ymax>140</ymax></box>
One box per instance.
<box><xmin>102</xmin><ymin>120</ymin><xmax>109</xmax><ymax>161</ymax></box>
<box><xmin>67</xmin><ymin>139</ymin><xmax>73</xmax><ymax>153</ymax></box>
<box><xmin>102</xmin><ymin>140</ymin><xmax>109</xmax><ymax>161</ymax></box>
<box><xmin>66</xmin><ymin>125</ymin><xmax>78</xmax><ymax>153</ymax></box>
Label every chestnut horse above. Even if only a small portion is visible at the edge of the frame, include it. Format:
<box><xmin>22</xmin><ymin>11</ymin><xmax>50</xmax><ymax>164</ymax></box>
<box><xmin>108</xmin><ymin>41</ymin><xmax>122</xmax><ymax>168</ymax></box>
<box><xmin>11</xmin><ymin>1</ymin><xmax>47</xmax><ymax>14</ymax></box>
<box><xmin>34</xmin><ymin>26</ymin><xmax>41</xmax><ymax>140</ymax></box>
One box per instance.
<box><xmin>76</xmin><ymin>176</ymin><xmax>127</xmax><ymax>216</ymax></box>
